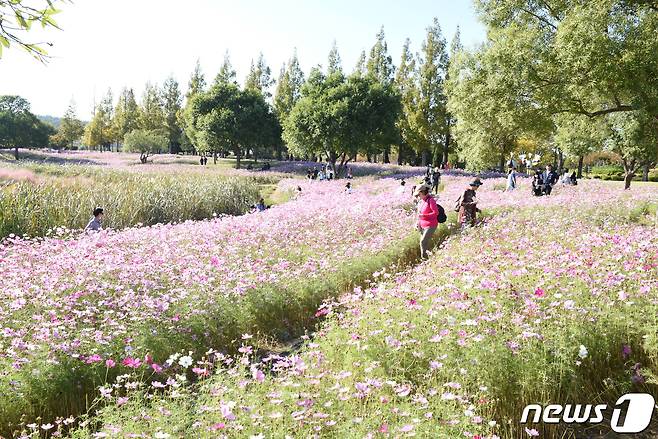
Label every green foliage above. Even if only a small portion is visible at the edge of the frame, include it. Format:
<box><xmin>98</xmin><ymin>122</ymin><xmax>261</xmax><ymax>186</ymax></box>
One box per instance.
<box><xmin>183</xmin><ymin>82</ymin><xmax>280</xmax><ymax>167</ymax></box>
<box><xmin>50</xmin><ymin>101</ymin><xmax>85</xmax><ymax>149</ymax></box>
<box><xmin>162</xmin><ymin>76</ymin><xmax>183</xmax><ymax>154</ymax></box>
<box><xmin>186</xmin><ymin>59</ymin><xmax>206</xmax><ymax>99</ymax></box>
<box><xmin>453</xmin><ymin>0</ymin><xmax>658</xmax><ymax>177</ymax></box>
<box><xmin>83</xmin><ymin>89</ymin><xmax>114</xmax><ymax>150</ymax></box>
<box><xmin>139</xmin><ymin>82</ymin><xmax>165</xmax><ymax>132</ymax></box>
<box><xmin>122</xmin><ymin>129</ymin><xmax>168</xmax><ymax>163</ymax></box>
<box><xmin>366</xmin><ymin>26</ymin><xmax>395</xmax><ymax>85</ymax></box>
<box><xmin>214</xmin><ymin>51</ymin><xmax>237</xmax><ymax>85</ymax></box>
<box><xmin>273</xmin><ymin>51</ymin><xmax>305</xmax><ymax>160</ymax></box>
<box><xmin>283</xmin><ymin>70</ymin><xmax>401</xmax><ymax>175</ymax></box>
<box><xmin>0</xmin><ymin>95</ymin><xmax>54</xmax><ymax>158</ymax></box>
<box><xmin>0</xmin><ymin>0</ymin><xmax>68</xmax><ymax>61</ymax></box>
<box><xmin>327</xmin><ymin>40</ymin><xmax>343</xmax><ymax>75</ymax></box>
<box><xmin>112</xmin><ymin>88</ymin><xmax>140</xmax><ymax>144</ymax></box>
<box><xmin>244</xmin><ymin>52</ymin><xmax>274</xmax><ymax>98</ymax></box>
<box><xmin>0</xmin><ymin>164</ymin><xmax>260</xmax><ymax>239</ymax></box>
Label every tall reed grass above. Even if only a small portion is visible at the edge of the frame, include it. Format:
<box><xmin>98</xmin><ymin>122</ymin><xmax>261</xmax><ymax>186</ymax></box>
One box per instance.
<box><xmin>0</xmin><ymin>165</ymin><xmax>261</xmax><ymax>239</ymax></box>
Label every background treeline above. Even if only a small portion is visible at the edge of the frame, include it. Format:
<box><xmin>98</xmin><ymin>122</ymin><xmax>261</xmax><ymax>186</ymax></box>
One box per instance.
<box><xmin>2</xmin><ymin>2</ymin><xmax>657</xmax><ymax>187</ymax></box>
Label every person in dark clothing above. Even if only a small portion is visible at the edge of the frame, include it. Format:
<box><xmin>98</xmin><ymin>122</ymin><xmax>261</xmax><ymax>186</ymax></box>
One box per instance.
<box><xmin>85</xmin><ymin>207</ymin><xmax>104</xmax><ymax>232</ymax></box>
<box><xmin>532</xmin><ymin>170</ymin><xmax>545</xmax><ymax>196</ymax></box>
<box><xmin>312</xmin><ymin>168</ymin><xmax>319</xmax><ymax>180</ymax></box>
<box><xmin>458</xmin><ymin>179</ymin><xmax>483</xmax><ymax>227</ymax></box>
<box><xmin>542</xmin><ymin>165</ymin><xmax>559</xmax><ymax>195</ymax></box>
<box><xmin>200</xmin><ymin>156</ymin><xmax>204</xmax><ymax>166</ymax></box>
<box><xmin>431</xmin><ymin>168</ymin><xmax>441</xmax><ymax>193</ymax></box>
<box><xmin>570</xmin><ymin>171</ymin><xmax>578</xmax><ymax>186</ymax></box>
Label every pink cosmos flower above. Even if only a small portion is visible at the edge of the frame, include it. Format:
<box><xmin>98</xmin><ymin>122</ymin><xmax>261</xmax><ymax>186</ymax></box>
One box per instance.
<box><xmin>122</xmin><ymin>357</ymin><xmax>142</xmax><ymax>368</ymax></box>
<box><xmin>105</xmin><ymin>359</ymin><xmax>116</xmax><ymax>368</ymax></box>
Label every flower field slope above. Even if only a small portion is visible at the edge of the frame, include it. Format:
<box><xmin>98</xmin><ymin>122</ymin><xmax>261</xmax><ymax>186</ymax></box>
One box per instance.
<box><xmin>66</xmin><ymin>181</ymin><xmax>658</xmax><ymax>439</ymax></box>
<box><xmin>0</xmin><ymin>177</ymin><xmax>422</xmax><ymax>435</ymax></box>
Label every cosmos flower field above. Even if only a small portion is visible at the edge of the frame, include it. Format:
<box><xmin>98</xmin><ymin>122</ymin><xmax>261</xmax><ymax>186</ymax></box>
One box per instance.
<box><xmin>1</xmin><ymin>168</ymin><xmax>656</xmax><ymax>438</ymax></box>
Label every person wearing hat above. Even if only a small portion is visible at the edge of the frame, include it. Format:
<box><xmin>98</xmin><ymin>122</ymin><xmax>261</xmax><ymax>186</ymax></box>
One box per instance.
<box><xmin>414</xmin><ymin>183</ymin><xmax>439</xmax><ymax>259</ymax></box>
<box><xmin>85</xmin><ymin>207</ymin><xmax>104</xmax><ymax>232</ymax></box>
<box><xmin>458</xmin><ymin>179</ymin><xmax>482</xmax><ymax>227</ymax></box>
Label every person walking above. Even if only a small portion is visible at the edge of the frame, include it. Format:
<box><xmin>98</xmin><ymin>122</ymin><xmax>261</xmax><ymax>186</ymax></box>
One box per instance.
<box><xmin>415</xmin><ymin>184</ymin><xmax>439</xmax><ymax>259</ymax></box>
<box><xmin>506</xmin><ymin>167</ymin><xmax>517</xmax><ymax>191</ymax></box>
<box><xmin>85</xmin><ymin>207</ymin><xmax>104</xmax><ymax>232</ymax></box>
<box><xmin>431</xmin><ymin>167</ymin><xmax>441</xmax><ymax>193</ymax></box>
<box><xmin>458</xmin><ymin>179</ymin><xmax>483</xmax><ymax>227</ymax></box>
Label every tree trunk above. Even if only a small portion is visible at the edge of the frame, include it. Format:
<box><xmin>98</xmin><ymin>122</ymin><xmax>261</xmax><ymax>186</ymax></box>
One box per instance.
<box><xmin>328</xmin><ymin>149</ymin><xmax>338</xmax><ymax>178</ymax></box>
<box><xmin>383</xmin><ymin>146</ymin><xmax>390</xmax><ymax>164</ymax></box>
<box><xmin>397</xmin><ymin>144</ymin><xmax>404</xmax><ymax>166</ymax></box>
<box><xmin>557</xmin><ymin>150</ymin><xmax>564</xmax><ymax>174</ymax></box>
<box><xmin>235</xmin><ymin>149</ymin><xmax>241</xmax><ymax>169</ymax></box>
<box><xmin>623</xmin><ymin>158</ymin><xmax>637</xmax><ymax>190</ymax></box>
<box><xmin>421</xmin><ymin>149</ymin><xmax>429</xmax><ymax>167</ymax></box>
<box><xmin>213</xmin><ymin>152</ymin><xmax>218</xmax><ymax>165</ymax></box>
<box><xmin>642</xmin><ymin>163</ymin><xmax>650</xmax><ymax>182</ymax></box>
<box><xmin>442</xmin><ymin>132</ymin><xmax>451</xmax><ymax>166</ymax></box>
<box><xmin>14</xmin><ymin>147</ymin><xmax>19</xmax><ymax>160</ymax></box>
<box><xmin>577</xmin><ymin>155</ymin><xmax>584</xmax><ymax>179</ymax></box>
<box><xmin>499</xmin><ymin>151</ymin><xmax>506</xmax><ymax>173</ymax></box>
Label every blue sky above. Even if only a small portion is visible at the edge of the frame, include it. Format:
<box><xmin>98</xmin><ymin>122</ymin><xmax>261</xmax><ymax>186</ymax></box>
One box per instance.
<box><xmin>0</xmin><ymin>0</ymin><xmax>485</xmax><ymax>119</ymax></box>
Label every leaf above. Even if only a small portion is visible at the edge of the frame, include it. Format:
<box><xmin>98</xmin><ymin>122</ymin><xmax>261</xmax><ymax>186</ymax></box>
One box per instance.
<box><xmin>0</xmin><ymin>36</ymin><xmax>10</xmax><ymax>48</ymax></box>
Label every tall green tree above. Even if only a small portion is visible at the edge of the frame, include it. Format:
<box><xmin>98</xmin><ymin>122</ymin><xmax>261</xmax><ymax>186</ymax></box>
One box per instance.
<box><xmin>245</xmin><ymin>52</ymin><xmax>274</xmax><ymax>98</ymax></box>
<box><xmin>395</xmin><ymin>38</ymin><xmax>421</xmax><ymax>165</ymax></box>
<box><xmin>327</xmin><ymin>41</ymin><xmax>343</xmax><ymax>75</ymax></box>
<box><xmin>354</xmin><ymin>50</ymin><xmax>367</xmax><ymax>76</ymax></box>
<box><xmin>186</xmin><ymin>59</ymin><xmax>206</xmax><ymax>99</ymax></box>
<box><xmin>273</xmin><ymin>50</ymin><xmax>305</xmax><ymax>160</ymax></box>
<box><xmin>0</xmin><ymin>0</ymin><xmax>67</xmax><ymax>61</ymax></box>
<box><xmin>139</xmin><ymin>82</ymin><xmax>165</xmax><ymax>132</ymax></box>
<box><xmin>84</xmin><ymin>89</ymin><xmax>114</xmax><ymax>151</ymax></box>
<box><xmin>181</xmin><ymin>60</ymin><xmax>207</xmax><ymax>154</ymax></box>
<box><xmin>215</xmin><ymin>51</ymin><xmax>237</xmax><ymax>85</ymax></box>
<box><xmin>0</xmin><ymin>95</ymin><xmax>54</xmax><ymax>159</ymax></box>
<box><xmin>283</xmin><ymin>69</ymin><xmax>401</xmax><ymax>176</ymax></box>
<box><xmin>447</xmin><ymin>45</ymin><xmax>551</xmax><ymax>171</ymax></box>
<box><xmin>441</xmin><ymin>26</ymin><xmax>462</xmax><ymax>166</ymax></box>
<box><xmin>50</xmin><ymin>100</ymin><xmax>84</xmax><ymax>149</ymax></box>
<box><xmin>183</xmin><ymin>83</ymin><xmax>280</xmax><ymax>167</ymax></box>
<box><xmin>366</xmin><ymin>26</ymin><xmax>395</xmax><ymax>85</ymax></box>
<box><xmin>468</xmin><ymin>0</ymin><xmax>658</xmax><ymax>185</ymax></box>
<box><xmin>113</xmin><ymin>88</ymin><xmax>140</xmax><ymax>145</ymax></box>
<box><xmin>162</xmin><ymin>76</ymin><xmax>183</xmax><ymax>154</ymax></box>
<box><xmin>416</xmin><ymin>18</ymin><xmax>450</xmax><ymax>166</ymax></box>
<box><xmin>366</xmin><ymin>26</ymin><xmax>395</xmax><ymax>162</ymax></box>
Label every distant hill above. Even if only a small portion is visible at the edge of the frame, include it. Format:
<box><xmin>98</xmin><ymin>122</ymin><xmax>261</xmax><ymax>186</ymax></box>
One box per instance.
<box><xmin>38</xmin><ymin>115</ymin><xmax>62</xmax><ymax>128</ymax></box>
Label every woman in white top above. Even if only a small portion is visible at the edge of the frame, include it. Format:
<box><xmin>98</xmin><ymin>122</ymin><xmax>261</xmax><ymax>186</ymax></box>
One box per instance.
<box><xmin>506</xmin><ymin>168</ymin><xmax>517</xmax><ymax>192</ymax></box>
